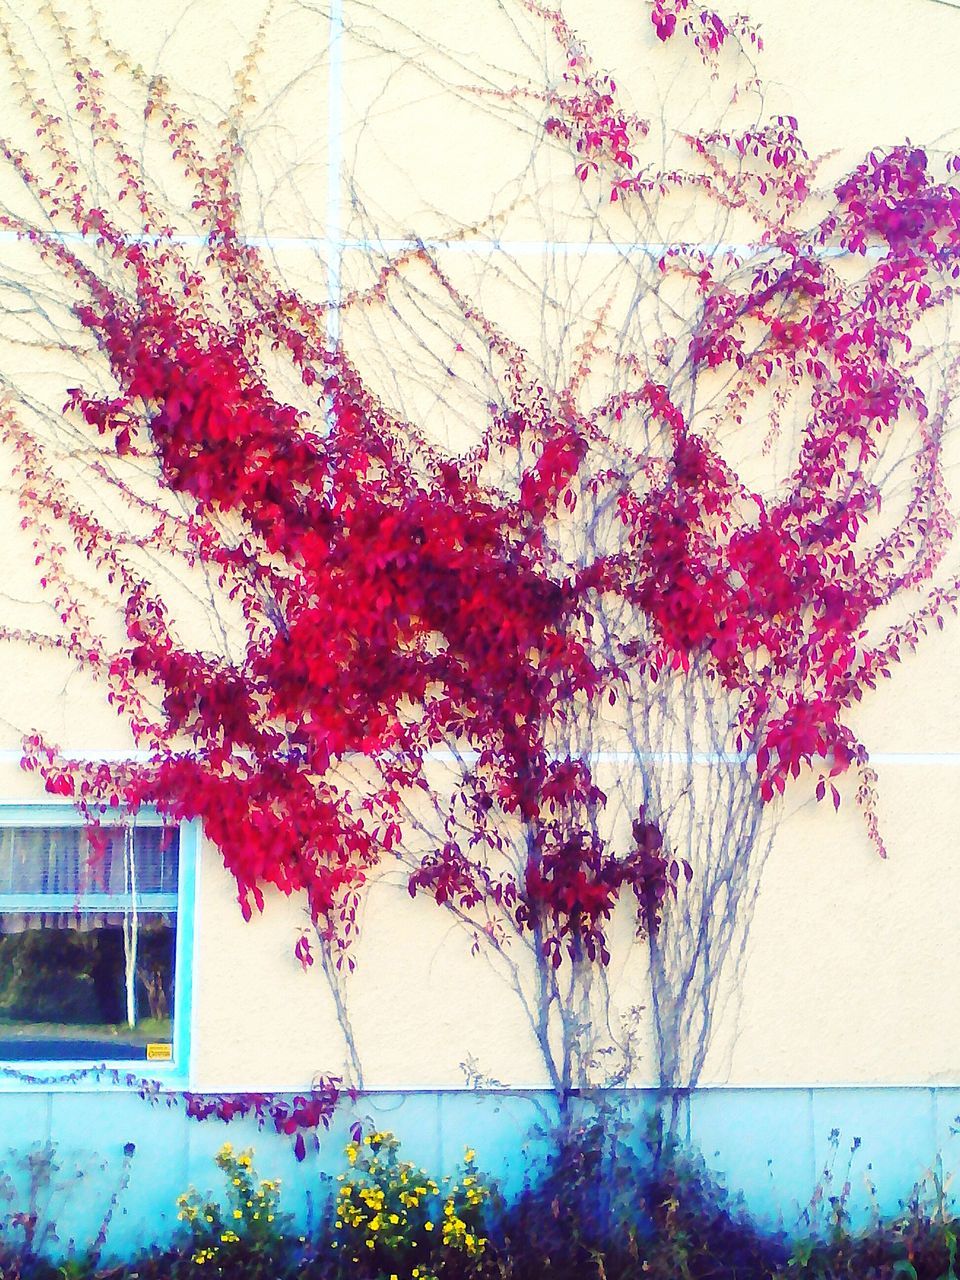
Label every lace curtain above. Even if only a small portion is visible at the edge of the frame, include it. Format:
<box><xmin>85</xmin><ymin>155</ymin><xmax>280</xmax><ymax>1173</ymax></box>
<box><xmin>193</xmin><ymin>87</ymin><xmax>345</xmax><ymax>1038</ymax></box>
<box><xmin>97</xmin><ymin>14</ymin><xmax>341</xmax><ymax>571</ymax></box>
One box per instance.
<box><xmin>0</xmin><ymin>825</ymin><xmax>179</xmax><ymax>932</ymax></box>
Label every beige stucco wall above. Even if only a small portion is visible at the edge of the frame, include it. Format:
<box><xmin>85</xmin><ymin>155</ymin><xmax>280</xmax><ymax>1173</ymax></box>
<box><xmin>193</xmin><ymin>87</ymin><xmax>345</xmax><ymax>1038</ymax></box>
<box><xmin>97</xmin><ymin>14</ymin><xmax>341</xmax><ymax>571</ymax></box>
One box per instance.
<box><xmin>0</xmin><ymin>0</ymin><xmax>957</xmax><ymax>1092</ymax></box>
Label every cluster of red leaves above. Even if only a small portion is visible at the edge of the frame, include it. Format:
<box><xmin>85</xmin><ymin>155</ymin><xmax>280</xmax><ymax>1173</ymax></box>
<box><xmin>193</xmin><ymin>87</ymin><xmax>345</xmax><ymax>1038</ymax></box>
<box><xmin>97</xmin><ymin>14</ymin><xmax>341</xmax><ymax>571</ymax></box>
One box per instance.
<box><xmin>184</xmin><ymin>1079</ymin><xmax>344</xmax><ymax>1161</ymax></box>
<box><xmin>1</xmin><ymin>0</ymin><xmax>958</xmax><ymax>996</ymax></box>
<box><xmin>650</xmin><ymin>0</ymin><xmax>762</xmax><ymax>70</ymax></box>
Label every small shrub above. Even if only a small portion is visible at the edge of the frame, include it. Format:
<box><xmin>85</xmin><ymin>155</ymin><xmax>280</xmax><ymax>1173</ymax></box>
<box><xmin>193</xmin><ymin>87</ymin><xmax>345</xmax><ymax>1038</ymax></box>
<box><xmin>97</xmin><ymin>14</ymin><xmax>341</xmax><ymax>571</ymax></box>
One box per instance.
<box><xmin>0</xmin><ymin>1144</ymin><xmax>87</xmax><ymax>1280</ymax></box>
<box><xmin>493</xmin><ymin>1108</ymin><xmax>789</xmax><ymax>1280</ymax></box>
<box><xmin>174</xmin><ymin>1142</ymin><xmax>289</xmax><ymax>1278</ymax></box>
<box><xmin>330</xmin><ymin>1130</ymin><xmax>491</xmax><ymax>1280</ymax></box>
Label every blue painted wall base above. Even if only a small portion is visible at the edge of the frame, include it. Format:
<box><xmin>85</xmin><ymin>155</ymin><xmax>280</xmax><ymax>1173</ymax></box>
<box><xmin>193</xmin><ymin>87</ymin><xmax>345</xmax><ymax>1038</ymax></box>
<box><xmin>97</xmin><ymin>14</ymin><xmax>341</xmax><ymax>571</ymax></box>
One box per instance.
<box><xmin>1</xmin><ymin>1087</ymin><xmax>959</xmax><ymax>1259</ymax></box>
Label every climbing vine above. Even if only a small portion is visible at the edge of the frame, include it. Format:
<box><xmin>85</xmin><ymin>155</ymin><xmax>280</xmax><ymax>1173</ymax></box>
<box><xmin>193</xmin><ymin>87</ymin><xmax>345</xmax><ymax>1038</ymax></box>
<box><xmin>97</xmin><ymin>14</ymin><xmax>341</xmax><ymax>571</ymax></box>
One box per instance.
<box><xmin>0</xmin><ymin>0</ymin><xmax>957</xmax><ymax>1098</ymax></box>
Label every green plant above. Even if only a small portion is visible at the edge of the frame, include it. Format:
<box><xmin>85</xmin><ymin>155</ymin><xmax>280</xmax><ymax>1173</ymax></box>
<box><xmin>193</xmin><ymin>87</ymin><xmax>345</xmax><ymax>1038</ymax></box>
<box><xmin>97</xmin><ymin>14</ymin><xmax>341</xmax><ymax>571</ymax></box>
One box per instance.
<box><xmin>175</xmin><ymin>1142</ymin><xmax>288</xmax><ymax>1276</ymax></box>
<box><xmin>332</xmin><ymin>1130</ymin><xmax>491</xmax><ymax>1280</ymax></box>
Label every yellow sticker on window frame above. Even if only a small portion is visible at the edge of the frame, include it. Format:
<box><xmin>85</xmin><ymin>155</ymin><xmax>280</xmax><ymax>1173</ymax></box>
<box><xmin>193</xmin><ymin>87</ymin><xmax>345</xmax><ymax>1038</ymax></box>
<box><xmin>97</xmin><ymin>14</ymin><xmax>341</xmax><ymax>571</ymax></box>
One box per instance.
<box><xmin>146</xmin><ymin>1042</ymin><xmax>173</xmax><ymax>1061</ymax></box>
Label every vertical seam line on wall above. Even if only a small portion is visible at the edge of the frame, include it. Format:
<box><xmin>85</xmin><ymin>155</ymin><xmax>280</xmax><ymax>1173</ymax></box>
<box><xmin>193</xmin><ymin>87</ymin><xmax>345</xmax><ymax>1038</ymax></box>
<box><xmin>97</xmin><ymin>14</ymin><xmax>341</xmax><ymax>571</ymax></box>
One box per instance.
<box><xmin>327</xmin><ymin>0</ymin><xmax>344</xmax><ymax>350</ymax></box>
<box><xmin>931</xmin><ymin>1087</ymin><xmax>940</xmax><ymax>1164</ymax></box>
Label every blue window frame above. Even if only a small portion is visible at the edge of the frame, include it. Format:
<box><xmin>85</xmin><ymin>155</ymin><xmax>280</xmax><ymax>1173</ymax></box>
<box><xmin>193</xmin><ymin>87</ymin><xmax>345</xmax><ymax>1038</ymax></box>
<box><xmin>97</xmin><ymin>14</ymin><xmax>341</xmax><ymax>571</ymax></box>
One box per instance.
<box><xmin>0</xmin><ymin>806</ymin><xmax>196</xmax><ymax>1087</ymax></box>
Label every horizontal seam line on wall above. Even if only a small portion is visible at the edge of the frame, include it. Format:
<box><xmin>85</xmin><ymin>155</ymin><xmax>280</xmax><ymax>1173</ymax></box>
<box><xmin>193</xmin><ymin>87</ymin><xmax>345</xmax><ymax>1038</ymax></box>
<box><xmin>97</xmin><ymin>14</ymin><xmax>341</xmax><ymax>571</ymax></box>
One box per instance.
<box><xmin>0</xmin><ymin>749</ymin><xmax>956</xmax><ymax>764</ymax></box>
<box><xmin>0</xmin><ymin>230</ymin><xmax>903</xmax><ymax>259</ymax></box>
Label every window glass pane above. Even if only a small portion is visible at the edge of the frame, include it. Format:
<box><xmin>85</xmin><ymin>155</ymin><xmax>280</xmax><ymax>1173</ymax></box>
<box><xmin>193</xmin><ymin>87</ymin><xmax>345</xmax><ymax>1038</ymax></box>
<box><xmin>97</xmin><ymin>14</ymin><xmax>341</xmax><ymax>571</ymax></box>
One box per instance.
<box><xmin>0</xmin><ymin>913</ymin><xmax>176</xmax><ymax>1060</ymax></box>
<box><xmin>0</xmin><ymin>826</ymin><xmax>179</xmax><ymax>900</ymax></box>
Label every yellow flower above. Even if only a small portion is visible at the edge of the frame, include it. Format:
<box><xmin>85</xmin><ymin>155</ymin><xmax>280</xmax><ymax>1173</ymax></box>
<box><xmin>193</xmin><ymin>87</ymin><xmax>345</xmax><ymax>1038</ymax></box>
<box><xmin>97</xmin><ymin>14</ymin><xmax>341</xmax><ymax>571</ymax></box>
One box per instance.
<box><xmin>424</xmin><ymin>1221</ymin><xmax>434</xmax><ymax>1232</ymax></box>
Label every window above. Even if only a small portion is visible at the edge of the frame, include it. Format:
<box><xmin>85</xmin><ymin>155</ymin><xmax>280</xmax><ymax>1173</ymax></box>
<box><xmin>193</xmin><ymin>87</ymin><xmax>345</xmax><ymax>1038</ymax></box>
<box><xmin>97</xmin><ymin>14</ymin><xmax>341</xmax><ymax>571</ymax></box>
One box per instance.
<box><xmin>0</xmin><ymin>812</ymin><xmax>195</xmax><ymax>1072</ymax></box>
